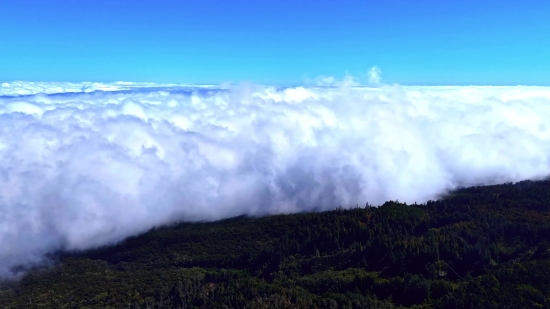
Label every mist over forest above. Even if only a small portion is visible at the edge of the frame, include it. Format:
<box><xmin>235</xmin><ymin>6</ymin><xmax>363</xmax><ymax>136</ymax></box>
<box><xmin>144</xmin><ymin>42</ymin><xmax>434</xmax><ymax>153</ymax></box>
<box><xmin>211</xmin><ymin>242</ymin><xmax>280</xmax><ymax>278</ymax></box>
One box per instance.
<box><xmin>1</xmin><ymin>81</ymin><xmax>550</xmax><ymax>278</ymax></box>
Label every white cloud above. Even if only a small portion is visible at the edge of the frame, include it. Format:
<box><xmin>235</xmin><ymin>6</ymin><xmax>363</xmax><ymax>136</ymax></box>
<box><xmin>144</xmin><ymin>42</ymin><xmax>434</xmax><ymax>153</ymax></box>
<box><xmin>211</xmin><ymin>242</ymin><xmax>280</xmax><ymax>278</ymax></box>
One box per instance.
<box><xmin>0</xmin><ymin>81</ymin><xmax>218</xmax><ymax>96</ymax></box>
<box><xmin>1</xmin><ymin>81</ymin><xmax>550</xmax><ymax>276</ymax></box>
<box><xmin>368</xmin><ymin>66</ymin><xmax>382</xmax><ymax>86</ymax></box>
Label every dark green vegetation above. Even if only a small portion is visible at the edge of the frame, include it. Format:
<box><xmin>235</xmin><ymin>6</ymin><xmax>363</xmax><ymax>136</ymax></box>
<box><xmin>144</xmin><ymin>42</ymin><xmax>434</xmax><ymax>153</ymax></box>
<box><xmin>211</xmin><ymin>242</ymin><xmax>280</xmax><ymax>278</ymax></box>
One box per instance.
<box><xmin>2</xmin><ymin>180</ymin><xmax>550</xmax><ymax>308</ymax></box>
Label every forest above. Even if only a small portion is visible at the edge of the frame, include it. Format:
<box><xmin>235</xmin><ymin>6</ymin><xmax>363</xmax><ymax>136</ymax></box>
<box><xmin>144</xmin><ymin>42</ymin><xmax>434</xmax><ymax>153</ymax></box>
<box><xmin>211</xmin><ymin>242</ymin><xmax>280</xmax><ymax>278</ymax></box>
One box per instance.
<box><xmin>2</xmin><ymin>179</ymin><xmax>550</xmax><ymax>308</ymax></box>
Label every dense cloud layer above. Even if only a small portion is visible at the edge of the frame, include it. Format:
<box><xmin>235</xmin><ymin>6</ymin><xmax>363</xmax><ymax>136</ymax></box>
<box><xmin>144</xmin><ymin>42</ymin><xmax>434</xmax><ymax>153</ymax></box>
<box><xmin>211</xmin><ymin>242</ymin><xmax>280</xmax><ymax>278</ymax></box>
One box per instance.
<box><xmin>0</xmin><ymin>81</ymin><xmax>202</xmax><ymax>96</ymax></box>
<box><xmin>1</xmin><ymin>81</ymin><xmax>550</xmax><ymax>276</ymax></box>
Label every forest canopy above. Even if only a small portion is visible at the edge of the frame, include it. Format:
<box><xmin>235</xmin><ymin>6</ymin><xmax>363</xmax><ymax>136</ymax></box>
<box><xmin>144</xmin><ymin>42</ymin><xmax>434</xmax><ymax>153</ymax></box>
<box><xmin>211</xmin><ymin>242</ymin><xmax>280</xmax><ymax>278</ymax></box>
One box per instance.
<box><xmin>2</xmin><ymin>179</ymin><xmax>550</xmax><ymax>308</ymax></box>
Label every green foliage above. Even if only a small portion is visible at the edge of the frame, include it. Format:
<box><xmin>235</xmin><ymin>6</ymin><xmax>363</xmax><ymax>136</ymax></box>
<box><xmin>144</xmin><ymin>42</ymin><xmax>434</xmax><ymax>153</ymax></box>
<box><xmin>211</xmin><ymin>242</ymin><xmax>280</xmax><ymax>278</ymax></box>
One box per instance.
<box><xmin>3</xmin><ymin>180</ymin><xmax>550</xmax><ymax>308</ymax></box>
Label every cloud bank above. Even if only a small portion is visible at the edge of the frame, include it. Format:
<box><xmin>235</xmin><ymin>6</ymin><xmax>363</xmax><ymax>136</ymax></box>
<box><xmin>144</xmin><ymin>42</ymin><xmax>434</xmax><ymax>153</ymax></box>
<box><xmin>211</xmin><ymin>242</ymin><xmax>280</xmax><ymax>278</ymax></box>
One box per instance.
<box><xmin>0</xmin><ymin>81</ymin><xmax>218</xmax><ymax>96</ymax></box>
<box><xmin>2</xmin><ymin>80</ymin><xmax>550</xmax><ymax>276</ymax></box>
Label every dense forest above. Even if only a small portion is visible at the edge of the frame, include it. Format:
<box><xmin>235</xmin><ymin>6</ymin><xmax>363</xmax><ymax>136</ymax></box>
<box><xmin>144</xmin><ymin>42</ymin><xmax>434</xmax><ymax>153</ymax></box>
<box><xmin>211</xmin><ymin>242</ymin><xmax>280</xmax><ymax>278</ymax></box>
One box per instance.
<box><xmin>2</xmin><ymin>180</ymin><xmax>550</xmax><ymax>308</ymax></box>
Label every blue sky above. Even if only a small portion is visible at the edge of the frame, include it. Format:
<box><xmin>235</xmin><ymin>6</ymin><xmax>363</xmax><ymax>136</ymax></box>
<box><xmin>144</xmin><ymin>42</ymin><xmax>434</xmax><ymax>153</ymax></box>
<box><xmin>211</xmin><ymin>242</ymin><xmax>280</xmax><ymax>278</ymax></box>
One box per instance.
<box><xmin>0</xmin><ymin>0</ymin><xmax>548</xmax><ymax>85</ymax></box>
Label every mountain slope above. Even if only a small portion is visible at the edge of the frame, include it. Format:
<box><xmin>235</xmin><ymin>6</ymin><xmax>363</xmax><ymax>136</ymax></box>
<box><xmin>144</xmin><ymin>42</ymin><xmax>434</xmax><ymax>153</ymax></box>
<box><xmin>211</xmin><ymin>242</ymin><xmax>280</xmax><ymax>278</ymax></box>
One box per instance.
<box><xmin>2</xmin><ymin>180</ymin><xmax>550</xmax><ymax>308</ymax></box>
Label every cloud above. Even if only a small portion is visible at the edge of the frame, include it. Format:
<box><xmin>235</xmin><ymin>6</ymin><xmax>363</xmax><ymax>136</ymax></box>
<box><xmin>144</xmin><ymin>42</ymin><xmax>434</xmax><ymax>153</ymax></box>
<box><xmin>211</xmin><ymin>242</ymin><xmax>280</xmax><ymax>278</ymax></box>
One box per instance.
<box><xmin>1</xmin><ymin>80</ymin><xmax>550</xmax><ymax>276</ymax></box>
<box><xmin>368</xmin><ymin>66</ymin><xmax>382</xmax><ymax>86</ymax></box>
<box><xmin>0</xmin><ymin>81</ymin><xmax>217</xmax><ymax>96</ymax></box>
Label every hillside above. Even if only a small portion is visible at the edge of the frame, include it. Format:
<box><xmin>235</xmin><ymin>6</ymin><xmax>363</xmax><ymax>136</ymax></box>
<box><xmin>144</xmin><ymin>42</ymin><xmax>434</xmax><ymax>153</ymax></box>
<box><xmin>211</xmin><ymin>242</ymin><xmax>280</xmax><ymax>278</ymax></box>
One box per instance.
<box><xmin>2</xmin><ymin>180</ymin><xmax>550</xmax><ymax>308</ymax></box>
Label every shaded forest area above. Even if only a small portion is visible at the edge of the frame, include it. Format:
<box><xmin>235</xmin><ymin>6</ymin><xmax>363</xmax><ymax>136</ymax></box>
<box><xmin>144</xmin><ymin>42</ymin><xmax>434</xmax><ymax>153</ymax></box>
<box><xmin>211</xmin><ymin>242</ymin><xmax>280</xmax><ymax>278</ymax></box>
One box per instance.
<box><xmin>2</xmin><ymin>180</ymin><xmax>550</xmax><ymax>308</ymax></box>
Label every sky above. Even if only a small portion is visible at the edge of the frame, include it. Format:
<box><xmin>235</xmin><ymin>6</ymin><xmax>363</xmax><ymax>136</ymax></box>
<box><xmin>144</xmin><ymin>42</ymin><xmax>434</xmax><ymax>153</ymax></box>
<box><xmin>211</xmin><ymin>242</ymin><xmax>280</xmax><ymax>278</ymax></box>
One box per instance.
<box><xmin>0</xmin><ymin>0</ymin><xmax>548</xmax><ymax>85</ymax></box>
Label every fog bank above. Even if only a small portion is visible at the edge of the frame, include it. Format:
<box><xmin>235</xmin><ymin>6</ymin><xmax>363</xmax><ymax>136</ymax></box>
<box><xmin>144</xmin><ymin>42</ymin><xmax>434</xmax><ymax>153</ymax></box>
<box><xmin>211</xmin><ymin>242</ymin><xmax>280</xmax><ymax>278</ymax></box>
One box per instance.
<box><xmin>1</xmin><ymin>81</ymin><xmax>550</xmax><ymax>275</ymax></box>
